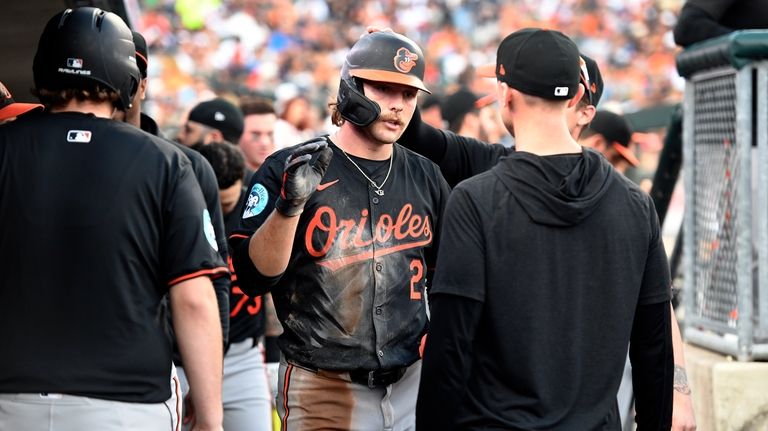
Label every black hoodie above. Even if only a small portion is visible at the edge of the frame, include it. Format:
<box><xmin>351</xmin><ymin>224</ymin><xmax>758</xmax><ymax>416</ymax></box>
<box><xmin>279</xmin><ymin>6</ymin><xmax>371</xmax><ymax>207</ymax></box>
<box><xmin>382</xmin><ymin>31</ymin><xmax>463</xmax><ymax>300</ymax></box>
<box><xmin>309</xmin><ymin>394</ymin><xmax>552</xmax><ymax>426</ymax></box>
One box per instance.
<box><xmin>417</xmin><ymin>148</ymin><xmax>673</xmax><ymax>430</ymax></box>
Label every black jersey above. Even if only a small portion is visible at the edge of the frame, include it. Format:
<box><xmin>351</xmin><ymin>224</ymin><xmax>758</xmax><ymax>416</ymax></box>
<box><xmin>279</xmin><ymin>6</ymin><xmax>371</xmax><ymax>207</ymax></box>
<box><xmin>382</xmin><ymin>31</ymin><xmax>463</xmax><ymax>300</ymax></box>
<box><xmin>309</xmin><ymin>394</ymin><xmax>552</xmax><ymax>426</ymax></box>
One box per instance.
<box><xmin>140</xmin><ymin>112</ymin><xmax>231</xmax><ymax>350</ymax></box>
<box><xmin>0</xmin><ymin>112</ymin><xmax>228</xmax><ymax>403</ymax></box>
<box><xmin>230</xmin><ymin>136</ymin><xmax>450</xmax><ymax>371</ymax></box>
<box><xmin>224</xmin><ymin>185</ymin><xmax>265</xmax><ymax>344</ymax></box>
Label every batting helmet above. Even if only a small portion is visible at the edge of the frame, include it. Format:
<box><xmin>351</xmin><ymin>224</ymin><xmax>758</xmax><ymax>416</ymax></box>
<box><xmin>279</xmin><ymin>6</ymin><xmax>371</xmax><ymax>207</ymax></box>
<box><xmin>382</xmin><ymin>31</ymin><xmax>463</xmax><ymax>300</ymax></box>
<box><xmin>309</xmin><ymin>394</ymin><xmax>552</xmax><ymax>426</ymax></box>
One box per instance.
<box><xmin>33</xmin><ymin>7</ymin><xmax>140</xmax><ymax>111</ymax></box>
<box><xmin>337</xmin><ymin>31</ymin><xmax>430</xmax><ymax>127</ymax></box>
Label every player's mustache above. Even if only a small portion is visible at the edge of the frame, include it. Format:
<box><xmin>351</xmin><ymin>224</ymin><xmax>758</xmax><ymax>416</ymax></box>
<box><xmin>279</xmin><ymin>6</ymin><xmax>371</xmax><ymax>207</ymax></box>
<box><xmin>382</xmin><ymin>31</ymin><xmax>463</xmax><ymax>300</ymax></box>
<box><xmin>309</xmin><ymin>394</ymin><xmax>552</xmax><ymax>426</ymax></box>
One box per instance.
<box><xmin>379</xmin><ymin>115</ymin><xmax>403</xmax><ymax>125</ymax></box>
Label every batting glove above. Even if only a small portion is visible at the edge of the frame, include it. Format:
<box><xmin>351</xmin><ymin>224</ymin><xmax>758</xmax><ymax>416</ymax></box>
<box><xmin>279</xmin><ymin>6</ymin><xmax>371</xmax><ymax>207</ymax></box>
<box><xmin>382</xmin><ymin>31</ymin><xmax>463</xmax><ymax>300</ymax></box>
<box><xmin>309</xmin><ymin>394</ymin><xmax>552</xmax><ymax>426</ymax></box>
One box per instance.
<box><xmin>275</xmin><ymin>138</ymin><xmax>333</xmax><ymax>216</ymax></box>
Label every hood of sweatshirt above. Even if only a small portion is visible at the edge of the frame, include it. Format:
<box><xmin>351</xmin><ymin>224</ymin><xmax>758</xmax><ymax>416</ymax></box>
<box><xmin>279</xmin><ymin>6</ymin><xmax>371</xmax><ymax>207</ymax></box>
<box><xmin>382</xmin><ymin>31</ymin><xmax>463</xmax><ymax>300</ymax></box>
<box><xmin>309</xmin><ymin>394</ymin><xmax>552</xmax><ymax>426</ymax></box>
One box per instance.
<box><xmin>492</xmin><ymin>147</ymin><xmax>615</xmax><ymax>227</ymax></box>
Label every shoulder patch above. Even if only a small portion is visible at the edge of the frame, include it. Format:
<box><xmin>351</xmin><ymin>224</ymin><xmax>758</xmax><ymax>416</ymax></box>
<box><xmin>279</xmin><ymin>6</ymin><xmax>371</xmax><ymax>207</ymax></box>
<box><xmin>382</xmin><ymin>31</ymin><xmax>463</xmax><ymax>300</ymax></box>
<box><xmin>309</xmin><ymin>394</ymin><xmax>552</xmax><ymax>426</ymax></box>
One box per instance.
<box><xmin>203</xmin><ymin>209</ymin><xmax>218</xmax><ymax>251</ymax></box>
<box><xmin>243</xmin><ymin>183</ymin><xmax>269</xmax><ymax>219</ymax></box>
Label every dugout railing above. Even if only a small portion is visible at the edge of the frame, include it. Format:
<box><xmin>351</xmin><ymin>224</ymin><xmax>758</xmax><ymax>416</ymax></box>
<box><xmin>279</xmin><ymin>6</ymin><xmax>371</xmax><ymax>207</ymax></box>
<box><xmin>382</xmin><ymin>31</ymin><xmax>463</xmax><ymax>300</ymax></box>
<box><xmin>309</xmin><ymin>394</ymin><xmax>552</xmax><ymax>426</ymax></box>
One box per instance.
<box><xmin>677</xmin><ymin>31</ymin><xmax>768</xmax><ymax>361</ymax></box>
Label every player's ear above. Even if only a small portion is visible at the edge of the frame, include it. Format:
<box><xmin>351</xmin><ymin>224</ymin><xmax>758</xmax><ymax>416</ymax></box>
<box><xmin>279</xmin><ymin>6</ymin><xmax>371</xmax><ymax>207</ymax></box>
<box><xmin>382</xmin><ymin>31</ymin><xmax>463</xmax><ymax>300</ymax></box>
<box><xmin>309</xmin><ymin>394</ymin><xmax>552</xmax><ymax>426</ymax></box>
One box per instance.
<box><xmin>499</xmin><ymin>82</ymin><xmax>513</xmax><ymax>111</ymax></box>
<box><xmin>578</xmin><ymin>104</ymin><xmax>596</xmax><ymax>128</ymax></box>
<box><xmin>205</xmin><ymin>129</ymin><xmax>225</xmax><ymax>144</ymax></box>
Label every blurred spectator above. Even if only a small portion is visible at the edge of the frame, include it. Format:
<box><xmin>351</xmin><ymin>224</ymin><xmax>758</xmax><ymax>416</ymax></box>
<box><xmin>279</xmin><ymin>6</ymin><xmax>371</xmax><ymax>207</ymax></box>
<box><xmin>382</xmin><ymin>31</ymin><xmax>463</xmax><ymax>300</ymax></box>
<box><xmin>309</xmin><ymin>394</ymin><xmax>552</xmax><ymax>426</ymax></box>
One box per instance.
<box><xmin>137</xmin><ymin>0</ymin><xmax>685</xmax><ymax>135</ymax></box>
<box><xmin>419</xmin><ymin>94</ymin><xmax>444</xmax><ymax>129</ymax></box>
<box><xmin>178</xmin><ymin>97</ymin><xmax>244</xmax><ymax>146</ymax></box>
<box><xmin>238</xmin><ymin>96</ymin><xmax>278</xmax><ymax>175</ymax></box>
<box><xmin>273</xmin><ymin>95</ymin><xmax>319</xmax><ymax>149</ymax></box>
<box><xmin>580</xmin><ymin>110</ymin><xmax>639</xmax><ymax>175</ymax></box>
<box><xmin>441</xmin><ymin>87</ymin><xmax>481</xmax><ymax>137</ymax></box>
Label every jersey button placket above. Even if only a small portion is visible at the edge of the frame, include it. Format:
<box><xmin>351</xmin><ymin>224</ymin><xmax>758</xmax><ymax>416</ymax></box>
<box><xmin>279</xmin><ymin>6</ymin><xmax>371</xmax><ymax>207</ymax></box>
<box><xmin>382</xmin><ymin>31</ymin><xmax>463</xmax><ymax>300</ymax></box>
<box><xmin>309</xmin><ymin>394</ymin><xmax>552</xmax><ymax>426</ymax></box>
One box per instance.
<box><xmin>368</xmin><ymin>192</ymin><xmax>386</xmax><ymax>367</ymax></box>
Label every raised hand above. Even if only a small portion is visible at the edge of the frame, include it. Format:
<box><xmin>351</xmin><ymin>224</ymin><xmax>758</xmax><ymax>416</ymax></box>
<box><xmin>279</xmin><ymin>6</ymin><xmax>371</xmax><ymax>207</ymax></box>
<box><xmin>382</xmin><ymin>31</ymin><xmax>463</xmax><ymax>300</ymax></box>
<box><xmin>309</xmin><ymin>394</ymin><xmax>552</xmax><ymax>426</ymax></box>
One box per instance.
<box><xmin>275</xmin><ymin>138</ymin><xmax>333</xmax><ymax>217</ymax></box>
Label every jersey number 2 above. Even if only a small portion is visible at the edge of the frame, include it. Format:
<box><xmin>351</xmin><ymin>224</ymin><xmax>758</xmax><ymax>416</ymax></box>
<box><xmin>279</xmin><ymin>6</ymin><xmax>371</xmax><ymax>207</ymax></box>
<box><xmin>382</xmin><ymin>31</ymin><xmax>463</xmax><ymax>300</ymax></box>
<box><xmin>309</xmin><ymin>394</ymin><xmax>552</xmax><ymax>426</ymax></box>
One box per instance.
<box><xmin>410</xmin><ymin>259</ymin><xmax>423</xmax><ymax>300</ymax></box>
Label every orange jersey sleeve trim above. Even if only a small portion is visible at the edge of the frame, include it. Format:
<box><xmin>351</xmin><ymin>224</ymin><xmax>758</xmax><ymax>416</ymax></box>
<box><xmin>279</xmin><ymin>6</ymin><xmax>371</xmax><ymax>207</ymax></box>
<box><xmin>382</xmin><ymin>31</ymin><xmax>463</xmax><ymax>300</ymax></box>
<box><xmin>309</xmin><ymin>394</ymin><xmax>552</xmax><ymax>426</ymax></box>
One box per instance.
<box><xmin>168</xmin><ymin>266</ymin><xmax>229</xmax><ymax>287</ymax></box>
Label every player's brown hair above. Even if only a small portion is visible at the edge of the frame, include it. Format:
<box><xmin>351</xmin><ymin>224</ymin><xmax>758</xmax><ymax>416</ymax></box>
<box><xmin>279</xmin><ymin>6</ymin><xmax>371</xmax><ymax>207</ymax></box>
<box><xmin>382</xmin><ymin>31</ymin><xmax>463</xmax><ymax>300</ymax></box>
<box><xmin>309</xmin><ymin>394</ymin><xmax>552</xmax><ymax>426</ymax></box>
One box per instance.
<box><xmin>33</xmin><ymin>84</ymin><xmax>119</xmax><ymax>109</ymax></box>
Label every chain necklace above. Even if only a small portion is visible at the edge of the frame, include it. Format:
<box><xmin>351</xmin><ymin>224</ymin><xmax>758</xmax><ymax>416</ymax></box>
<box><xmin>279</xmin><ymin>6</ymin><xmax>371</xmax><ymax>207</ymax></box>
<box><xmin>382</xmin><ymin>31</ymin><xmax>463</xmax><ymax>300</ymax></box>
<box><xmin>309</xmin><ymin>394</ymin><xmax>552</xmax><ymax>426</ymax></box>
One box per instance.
<box><xmin>339</xmin><ymin>147</ymin><xmax>394</xmax><ymax>196</ymax></box>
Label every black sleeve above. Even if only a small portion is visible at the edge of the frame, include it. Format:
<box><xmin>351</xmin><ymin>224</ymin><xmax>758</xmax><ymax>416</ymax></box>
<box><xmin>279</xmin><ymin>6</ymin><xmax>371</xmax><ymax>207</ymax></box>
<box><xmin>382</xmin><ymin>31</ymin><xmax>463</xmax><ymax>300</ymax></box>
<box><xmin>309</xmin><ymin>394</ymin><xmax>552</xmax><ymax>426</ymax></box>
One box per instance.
<box><xmin>629</xmin><ymin>301</ymin><xmax>674</xmax><ymax>430</ymax></box>
<box><xmin>673</xmin><ymin>2</ymin><xmax>734</xmax><ymax>47</ymax></box>
<box><xmin>400</xmin><ymin>108</ymin><xmax>511</xmax><ymax>188</ymax></box>
<box><xmin>193</xmin><ymin>156</ymin><xmax>231</xmax><ymax>345</ymax></box>
<box><xmin>416</xmin><ymin>293</ymin><xmax>483</xmax><ymax>431</ymax></box>
<box><xmin>229</xmin><ymin>151</ymin><xmax>290</xmax><ymax>297</ymax></box>
<box><xmin>399</xmin><ymin>107</ymin><xmax>449</xmax><ymax>166</ymax></box>
<box><xmin>229</xmin><ymin>232</ymin><xmax>284</xmax><ymax>297</ymax></box>
<box><xmin>163</xmin><ymin>159</ymin><xmax>228</xmax><ymax>286</ymax></box>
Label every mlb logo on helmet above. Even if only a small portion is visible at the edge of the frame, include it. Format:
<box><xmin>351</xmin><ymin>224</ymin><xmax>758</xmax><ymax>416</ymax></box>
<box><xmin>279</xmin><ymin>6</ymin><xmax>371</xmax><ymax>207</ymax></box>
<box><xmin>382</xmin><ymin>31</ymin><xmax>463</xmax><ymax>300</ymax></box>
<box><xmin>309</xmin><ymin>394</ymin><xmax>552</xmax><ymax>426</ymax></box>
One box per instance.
<box><xmin>67</xmin><ymin>58</ymin><xmax>84</xmax><ymax>69</ymax></box>
<box><xmin>67</xmin><ymin>130</ymin><xmax>92</xmax><ymax>143</ymax></box>
<box><xmin>554</xmin><ymin>87</ymin><xmax>569</xmax><ymax>96</ymax></box>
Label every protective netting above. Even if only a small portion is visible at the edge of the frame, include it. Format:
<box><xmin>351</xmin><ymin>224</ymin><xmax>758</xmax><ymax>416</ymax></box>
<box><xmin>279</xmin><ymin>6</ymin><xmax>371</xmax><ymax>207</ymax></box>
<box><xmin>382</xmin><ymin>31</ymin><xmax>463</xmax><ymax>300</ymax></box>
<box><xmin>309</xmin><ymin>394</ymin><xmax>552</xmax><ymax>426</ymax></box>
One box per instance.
<box><xmin>691</xmin><ymin>69</ymin><xmax>740</xmax><ymax>331</ymax></box>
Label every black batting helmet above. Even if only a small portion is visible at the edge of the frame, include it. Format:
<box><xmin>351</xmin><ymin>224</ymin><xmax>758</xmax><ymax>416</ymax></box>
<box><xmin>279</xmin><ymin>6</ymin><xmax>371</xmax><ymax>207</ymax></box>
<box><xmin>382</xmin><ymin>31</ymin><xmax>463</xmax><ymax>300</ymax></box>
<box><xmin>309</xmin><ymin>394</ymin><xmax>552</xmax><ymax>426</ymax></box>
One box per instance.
<box><xmin>337</xmin><ymin>31</ymin><xmax>430</xmax><ymax>127</ymax></box>
<box><xmin>33</xmin><ymin>7</ymin><xmax>140</xmax><ymax>111</ymax></box>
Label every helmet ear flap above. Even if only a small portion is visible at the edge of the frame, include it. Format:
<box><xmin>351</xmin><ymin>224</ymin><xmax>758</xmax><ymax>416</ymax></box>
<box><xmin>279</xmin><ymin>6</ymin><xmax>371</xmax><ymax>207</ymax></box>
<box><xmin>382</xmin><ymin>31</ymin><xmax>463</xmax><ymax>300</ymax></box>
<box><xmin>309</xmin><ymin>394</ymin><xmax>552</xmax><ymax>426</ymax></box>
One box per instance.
<box><xmin>337</xmin><ymin>77</ymin><xmax>380</xmax><ymax>127</ymax></box>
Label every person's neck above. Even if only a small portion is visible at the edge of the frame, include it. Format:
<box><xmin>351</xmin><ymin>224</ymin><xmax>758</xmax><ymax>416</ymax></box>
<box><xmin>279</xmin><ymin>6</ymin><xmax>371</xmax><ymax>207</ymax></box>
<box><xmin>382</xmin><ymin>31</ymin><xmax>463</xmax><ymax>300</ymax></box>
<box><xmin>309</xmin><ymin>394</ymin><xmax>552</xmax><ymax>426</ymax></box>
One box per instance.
<box><xmin>50</xmin><ymin>99</ymin><xmax>116</xmax><ymax>119</ymax></box>
<box><xmin>331</xmin><ymin>124</ymin><xmax>393</xmax><ymax>161</ymax></box>
<box><xmin>513</xmin><ymin>111</ymin><xmax>581</xmax><ymax>156</ymax></box>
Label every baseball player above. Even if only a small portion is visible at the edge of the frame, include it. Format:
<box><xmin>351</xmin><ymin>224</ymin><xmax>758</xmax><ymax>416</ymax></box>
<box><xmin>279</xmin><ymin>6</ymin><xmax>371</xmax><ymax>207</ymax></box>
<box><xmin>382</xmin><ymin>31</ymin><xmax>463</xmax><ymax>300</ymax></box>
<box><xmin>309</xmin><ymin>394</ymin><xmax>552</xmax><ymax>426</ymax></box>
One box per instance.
<box><xmin>193</xmin><ymin>141</ymin><xmax>274</xmax><ymax>431</ymax></box>
<box><xmin>177</xmin><ymin>98</ymin><xmax>245</xmax><ymax>147</ymax></box>
<box><xmin>230</xmin><ymin>31</ymin><xmax>450</xmax><ymax>430</ymax></box>
<box><xmin>416</xmin><ymin>27</ymin><xmax>673</xmax><ymax>429</ymax></box>
<box><xmin>0</xmin><ymin>80</ymin><xmax>42</xmax><ymax>123</ymax></box>
<box><xmin>121</xmin><ymin>30</ymin><xmax>232</xmax><ymax>430</ymax></box>
<box><xmin>0</xmin><ymin>7</ymin><xmax>225</xmax><ymax>431</ymax></box>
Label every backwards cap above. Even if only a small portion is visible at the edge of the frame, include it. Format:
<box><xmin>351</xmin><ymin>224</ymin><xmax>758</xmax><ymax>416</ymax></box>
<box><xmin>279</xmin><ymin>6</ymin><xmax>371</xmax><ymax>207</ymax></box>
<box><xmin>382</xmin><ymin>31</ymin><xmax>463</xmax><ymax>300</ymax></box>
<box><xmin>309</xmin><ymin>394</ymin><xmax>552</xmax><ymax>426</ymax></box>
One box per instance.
<box><xmin>477</xmin><ymin>28</ymin><xmax>581</xmax><ymax>100</ymax></box>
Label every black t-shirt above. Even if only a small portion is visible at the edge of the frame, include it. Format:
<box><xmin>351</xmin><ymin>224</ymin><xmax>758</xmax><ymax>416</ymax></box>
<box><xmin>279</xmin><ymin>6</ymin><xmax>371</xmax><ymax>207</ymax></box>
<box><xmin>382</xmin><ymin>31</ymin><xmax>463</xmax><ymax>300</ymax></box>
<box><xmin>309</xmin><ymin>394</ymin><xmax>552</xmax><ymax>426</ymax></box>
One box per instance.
<box><xmin>0</xmin><ymin>112</ymin><xmax>227</xmax><ymax>403</ymax></box>
<box><xmin>423</xmin><ymin>151</ymin><xmax>671</xmax><ymax>429</ymax></box>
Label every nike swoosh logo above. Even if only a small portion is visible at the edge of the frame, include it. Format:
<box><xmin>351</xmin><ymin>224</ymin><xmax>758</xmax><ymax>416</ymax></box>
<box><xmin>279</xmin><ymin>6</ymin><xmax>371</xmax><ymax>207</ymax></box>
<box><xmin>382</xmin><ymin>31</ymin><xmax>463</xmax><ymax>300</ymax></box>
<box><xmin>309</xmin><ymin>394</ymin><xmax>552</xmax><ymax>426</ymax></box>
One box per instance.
<box><xmin>316</xmin><ymin>179</ymin><xmax>339</xmax><ymax>191</ymax></box>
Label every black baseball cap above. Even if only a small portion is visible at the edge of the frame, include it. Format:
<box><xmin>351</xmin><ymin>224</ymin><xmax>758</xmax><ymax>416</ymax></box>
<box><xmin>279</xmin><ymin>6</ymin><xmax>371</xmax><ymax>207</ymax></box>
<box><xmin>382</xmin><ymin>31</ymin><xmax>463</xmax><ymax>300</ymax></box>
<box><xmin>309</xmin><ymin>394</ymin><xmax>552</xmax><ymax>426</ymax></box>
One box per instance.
<box><xmin>580</xmin><ymin>54</ymin><xmax>603</xmax><ymax>107</ymax></box>
<box><xmin>188</xmin><ymin>98</ymin><xmax>245</xmax><ymax>143</ymax></box>
<box><xmin>477</xmin><ymin>28</ymin><xmax>580</xmax><ymax>100</ymax></box>
<box><xmin>441</xmin><ymin>88</ymin><xmax>480</xmax><ymax>127</ymax></box>
<box><xmin>0</xmin><ymin>81</ymin><xmax>43</xmax><ymax>121</ymax></box>
<box><xmin>131</xmin><ymin>31</ymin><xmax>148</xmax><ymax>79</ymax></box>
<box><xmin>589</xmin><ymin>110</ymin><xmax>638</xmax><ymax>166</ymax></box>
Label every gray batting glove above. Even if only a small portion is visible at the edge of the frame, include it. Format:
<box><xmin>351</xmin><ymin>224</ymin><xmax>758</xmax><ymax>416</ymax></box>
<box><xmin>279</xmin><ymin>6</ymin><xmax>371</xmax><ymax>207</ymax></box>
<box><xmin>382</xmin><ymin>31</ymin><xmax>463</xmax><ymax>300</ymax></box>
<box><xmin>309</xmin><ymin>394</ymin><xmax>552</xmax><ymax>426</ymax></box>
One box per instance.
<box><xmin>275</xmin><ymin>138</ymin><xmax>333</xmax><ymax>216</ymax></box>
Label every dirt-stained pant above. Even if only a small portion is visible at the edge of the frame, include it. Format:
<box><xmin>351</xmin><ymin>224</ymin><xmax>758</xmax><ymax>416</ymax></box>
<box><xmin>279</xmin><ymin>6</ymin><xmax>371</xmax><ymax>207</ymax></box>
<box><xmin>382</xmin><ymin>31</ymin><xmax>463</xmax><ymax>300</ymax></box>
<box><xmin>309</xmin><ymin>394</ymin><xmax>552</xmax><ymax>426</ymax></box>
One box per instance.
<box><xmin>276</xmin><ymin>359</ymin><xmax>421</xmax><ymax>431</ymax></box>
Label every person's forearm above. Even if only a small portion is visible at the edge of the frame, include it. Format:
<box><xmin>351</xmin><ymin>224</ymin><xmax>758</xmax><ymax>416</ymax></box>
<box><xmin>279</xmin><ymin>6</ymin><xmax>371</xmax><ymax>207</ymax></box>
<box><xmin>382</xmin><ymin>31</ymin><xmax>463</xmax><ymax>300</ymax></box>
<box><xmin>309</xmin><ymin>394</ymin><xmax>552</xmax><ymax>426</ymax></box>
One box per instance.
<box><xmin>171</xmin><ymin>276</ymin><xmax>224</xmax><ymax>428</ymax></box>
<box><xmin>248</xmin><ymin>209</ymin><xmax>301</xmax><ymax>277</ymax></box>
<box><xmin>671</xmin><ymin>303</ymin><xmax>696</xmax><ymax>430</ymax></box>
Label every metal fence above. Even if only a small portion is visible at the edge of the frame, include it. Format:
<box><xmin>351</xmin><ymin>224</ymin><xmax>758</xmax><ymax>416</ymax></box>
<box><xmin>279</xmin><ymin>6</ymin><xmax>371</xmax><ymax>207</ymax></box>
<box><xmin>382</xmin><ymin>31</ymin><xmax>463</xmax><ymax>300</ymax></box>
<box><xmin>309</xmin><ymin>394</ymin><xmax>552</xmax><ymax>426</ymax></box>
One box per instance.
<box><xmin>681</xmin><ymin>44</ymin><xmax>768</xmax><ymax>360</ymax></box>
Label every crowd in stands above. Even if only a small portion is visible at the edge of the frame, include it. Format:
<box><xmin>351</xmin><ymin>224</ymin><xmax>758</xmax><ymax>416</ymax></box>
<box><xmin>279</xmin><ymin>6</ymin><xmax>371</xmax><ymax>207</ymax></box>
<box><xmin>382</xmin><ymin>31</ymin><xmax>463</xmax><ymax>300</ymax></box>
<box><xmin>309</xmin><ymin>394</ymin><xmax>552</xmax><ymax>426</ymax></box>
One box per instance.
<box><xmin>136</xmin><ymin>0</ymin><xmax>685</xmax><ymax>144</ymax></box>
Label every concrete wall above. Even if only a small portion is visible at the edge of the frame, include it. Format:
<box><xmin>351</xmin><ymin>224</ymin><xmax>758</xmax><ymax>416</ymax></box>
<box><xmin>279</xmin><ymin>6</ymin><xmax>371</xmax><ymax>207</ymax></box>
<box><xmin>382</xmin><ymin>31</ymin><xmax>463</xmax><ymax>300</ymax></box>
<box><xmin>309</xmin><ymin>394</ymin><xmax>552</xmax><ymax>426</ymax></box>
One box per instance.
<box><xmin>685</xmin><ymin>343</ymin><xmax>768</xmax><ymax>430</ymax></box>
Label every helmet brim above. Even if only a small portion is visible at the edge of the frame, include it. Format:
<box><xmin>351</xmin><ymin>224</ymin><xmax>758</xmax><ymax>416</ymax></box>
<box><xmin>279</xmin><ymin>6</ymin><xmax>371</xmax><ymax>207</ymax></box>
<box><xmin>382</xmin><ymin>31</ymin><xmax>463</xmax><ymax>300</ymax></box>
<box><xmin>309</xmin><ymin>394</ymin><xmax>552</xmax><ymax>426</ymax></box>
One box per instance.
<box><xmin>350</xmin><ymin>69</ymin><xmax>431</xmax><ymax>94</ymax></box>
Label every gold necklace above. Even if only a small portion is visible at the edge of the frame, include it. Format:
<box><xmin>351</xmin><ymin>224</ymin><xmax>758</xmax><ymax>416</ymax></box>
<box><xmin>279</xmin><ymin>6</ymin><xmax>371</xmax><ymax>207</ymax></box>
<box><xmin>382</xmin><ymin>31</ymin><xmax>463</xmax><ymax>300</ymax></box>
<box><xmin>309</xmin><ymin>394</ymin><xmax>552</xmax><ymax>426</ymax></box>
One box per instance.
<box><xmin>339</xmin><ymin>147</ymin><xmax>393</xmax><ymax>196</ymax></box>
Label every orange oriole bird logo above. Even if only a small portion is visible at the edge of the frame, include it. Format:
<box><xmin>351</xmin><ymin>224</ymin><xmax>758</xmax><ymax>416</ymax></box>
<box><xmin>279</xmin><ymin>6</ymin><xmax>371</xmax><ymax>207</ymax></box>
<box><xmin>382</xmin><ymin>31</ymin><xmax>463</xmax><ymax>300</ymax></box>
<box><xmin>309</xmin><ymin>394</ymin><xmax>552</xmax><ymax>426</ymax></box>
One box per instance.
<box><xmin>394</xmin><ymin>47</ymin><xmax>419</xmax><ymax>73</ymax></box>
